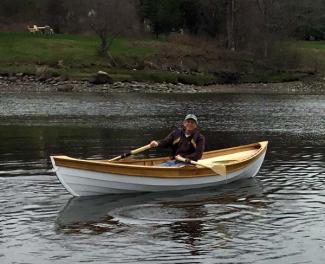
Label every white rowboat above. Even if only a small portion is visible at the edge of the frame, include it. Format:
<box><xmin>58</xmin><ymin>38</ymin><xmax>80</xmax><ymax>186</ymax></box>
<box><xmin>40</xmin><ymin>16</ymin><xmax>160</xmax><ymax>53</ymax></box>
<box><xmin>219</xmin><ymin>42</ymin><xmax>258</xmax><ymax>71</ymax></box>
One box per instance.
<box><xmin>51</xmin><ymin>141</ymin><xmax>268</xmax><ymax>196</ymax></box>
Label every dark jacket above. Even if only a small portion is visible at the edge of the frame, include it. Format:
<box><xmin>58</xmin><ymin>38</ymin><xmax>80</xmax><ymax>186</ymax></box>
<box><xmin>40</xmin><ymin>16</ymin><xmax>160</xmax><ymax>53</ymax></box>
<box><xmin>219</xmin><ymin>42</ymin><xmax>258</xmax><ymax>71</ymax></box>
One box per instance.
<box><xmin>158</xmin><ymin>128</ymin><xmax>205</xmax><ymax>161</ymax></box>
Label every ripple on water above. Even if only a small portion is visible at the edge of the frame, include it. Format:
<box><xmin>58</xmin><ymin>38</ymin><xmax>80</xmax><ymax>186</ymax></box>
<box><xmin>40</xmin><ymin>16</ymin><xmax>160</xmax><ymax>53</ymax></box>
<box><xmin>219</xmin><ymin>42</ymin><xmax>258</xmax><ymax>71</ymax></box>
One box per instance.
<box><xmin>110</xmin><ymin>203</ymin><xmax>215</xmax><ymax>225</ymax></box>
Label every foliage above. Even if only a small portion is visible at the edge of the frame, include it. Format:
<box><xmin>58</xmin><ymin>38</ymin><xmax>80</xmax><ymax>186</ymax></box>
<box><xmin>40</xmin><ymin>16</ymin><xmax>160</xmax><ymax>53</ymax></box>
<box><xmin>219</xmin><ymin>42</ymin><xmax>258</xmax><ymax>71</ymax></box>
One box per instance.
<box><xmin>45</xmin><ymin>0</ymin><xmax>67</xmax><ymax>33</ymax></box>
<box><xmin>141</xmin><ymin>0</ymin><xmax>183</xmax><ymax>37</ymax></box>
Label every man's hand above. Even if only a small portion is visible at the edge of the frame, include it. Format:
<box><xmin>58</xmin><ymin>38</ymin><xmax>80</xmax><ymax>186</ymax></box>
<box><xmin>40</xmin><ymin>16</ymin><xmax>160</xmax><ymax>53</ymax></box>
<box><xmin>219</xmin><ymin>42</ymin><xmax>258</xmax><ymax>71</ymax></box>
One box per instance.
<box><xmin>175</xmin><ymin>155</ymin><xmax>192</xmax><ymax>164</ymax></box>
<box><xmin>150</xmin><ymin>140</ymin><xmax>159</xmax><ymax>148</ymax></box>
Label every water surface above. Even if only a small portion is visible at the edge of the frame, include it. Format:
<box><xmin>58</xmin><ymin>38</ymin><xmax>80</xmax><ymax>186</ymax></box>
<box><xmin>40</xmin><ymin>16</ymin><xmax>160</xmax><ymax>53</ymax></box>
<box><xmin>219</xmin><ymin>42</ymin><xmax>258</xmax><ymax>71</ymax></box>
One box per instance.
<box><xmin>0</xmin><ymin>91</ymin><xmax>324</xmax><ymax>263</ymax></box>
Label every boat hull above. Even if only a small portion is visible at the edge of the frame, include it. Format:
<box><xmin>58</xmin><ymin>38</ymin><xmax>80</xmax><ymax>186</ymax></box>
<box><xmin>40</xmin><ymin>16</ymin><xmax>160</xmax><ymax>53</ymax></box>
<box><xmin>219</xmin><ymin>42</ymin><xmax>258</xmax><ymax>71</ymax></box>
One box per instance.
<box><xmin>51</xmin><ymin>150</ymin><xmax>266</xmax><ymax>196</ymax></box>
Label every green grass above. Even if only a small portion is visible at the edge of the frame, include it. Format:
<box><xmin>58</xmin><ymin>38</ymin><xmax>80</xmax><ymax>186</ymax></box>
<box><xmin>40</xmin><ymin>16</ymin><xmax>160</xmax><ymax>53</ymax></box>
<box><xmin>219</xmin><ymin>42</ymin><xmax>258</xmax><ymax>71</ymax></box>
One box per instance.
<box><xmin>287</xmin><ymin>40</ymin><xmax>325</xmax><ymax>72</ymax></box>
<box><xmin>0</xmin><ymin>32</ymin><xmax>98</xmax><ymax>64</ymax></box>
<box><xmin>1</xmin><ymin>32</ymin><xmax>325</xmax><ymax>85</ymax></box>
<box><xmin>0</xmin><ymin>32</ymin><xmax>157</xmax><ymax>66</ymax></box>
<box><xmin>293</xmin><ymin>40</ymin><xmax>325</xmax><ymax>50</ymax></box>
<box><xmin>0</xmin><ymin>32</ymin><xmax>219</xmax><ymax>85</ymax></box>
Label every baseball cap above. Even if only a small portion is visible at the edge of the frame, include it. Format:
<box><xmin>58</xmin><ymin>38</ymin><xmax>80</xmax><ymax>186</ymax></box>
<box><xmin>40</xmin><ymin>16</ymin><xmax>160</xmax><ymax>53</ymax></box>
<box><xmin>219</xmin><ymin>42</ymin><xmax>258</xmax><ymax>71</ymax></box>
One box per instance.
<box><xmin>184</xmin><ymin>114</ymin><xmax>198</xmax><ymax>124</ymax></box>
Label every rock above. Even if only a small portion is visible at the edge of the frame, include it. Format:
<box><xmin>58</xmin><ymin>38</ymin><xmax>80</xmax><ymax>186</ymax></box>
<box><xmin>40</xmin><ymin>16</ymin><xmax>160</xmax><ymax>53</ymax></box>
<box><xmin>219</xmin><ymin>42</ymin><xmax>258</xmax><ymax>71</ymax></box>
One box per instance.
<box><xmin>8</xmin><ymin>76</ymin><xmax>18</xmax><ymax>82</ymax></box>
<box><xmin>143</xmin><ymin>60</ymin><xmax>160</xmax><ymax>70</ymax></box>
<box><xmin>57</xmin><ymin>75</ymin><xmax>69</xmax><ymax>82</ymax></box>
<box><xmin>89</xmin><ymin>71</ymin><xmax>113</xmax><ymax>84</ymax></box>
<box><xmin>16</xmin><ymin>73</ymin><xmax>24</xmax><ymax>77</ymax></box>
<box><xmin>37</xmin><ymin>73</ymin><xmax>51</xmax><ymax>82</ymax></box>
<box><xmin>57</xmin><ymin>60</ymin><xmax>65</xmax><ymax>68</ymax></box>
<box><xmin>57</xmin><ymin>84</ymin><xmax>74</xmax><ymax>92</ymax></box>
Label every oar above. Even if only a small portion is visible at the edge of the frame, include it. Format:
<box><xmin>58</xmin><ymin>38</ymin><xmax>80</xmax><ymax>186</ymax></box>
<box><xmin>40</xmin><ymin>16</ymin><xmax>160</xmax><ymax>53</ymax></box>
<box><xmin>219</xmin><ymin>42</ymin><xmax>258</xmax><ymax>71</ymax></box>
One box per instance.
<box><xmin>108</xmin><ymin>144</ymin><xmax>152</xmax><ymax>162</ymax></box>
<box><xmin>175</xmin><ymin>155</ymin><xmax>227</xmax><ymax>176</ymax></box>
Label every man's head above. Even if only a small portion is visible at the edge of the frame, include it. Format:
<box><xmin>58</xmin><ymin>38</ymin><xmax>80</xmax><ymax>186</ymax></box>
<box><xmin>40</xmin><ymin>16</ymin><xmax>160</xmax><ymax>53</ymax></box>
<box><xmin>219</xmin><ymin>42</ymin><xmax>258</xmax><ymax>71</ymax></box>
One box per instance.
<box><xmin>183</xmin><ymin>114</ymin><xmax>198</xmax><ymax>133</ymax></box>
<box><xmin>184</xmin><ymin>114</ymin><xmax>198</xmax><ymax>124</ymax></box>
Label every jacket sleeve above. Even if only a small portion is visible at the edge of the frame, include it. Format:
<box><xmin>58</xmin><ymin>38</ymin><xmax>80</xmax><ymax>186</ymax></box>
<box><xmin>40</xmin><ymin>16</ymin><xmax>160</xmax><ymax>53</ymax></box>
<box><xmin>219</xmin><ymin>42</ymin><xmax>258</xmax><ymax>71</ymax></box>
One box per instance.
<box><xmin>157</xmin><ymin>130</ymin><xmax>177</xmax><ymax>148</ymax></box>
<box><xmin>184</xmin><ymin>134</ymin><xmax>205</xmax><ymax>161</ymax></box>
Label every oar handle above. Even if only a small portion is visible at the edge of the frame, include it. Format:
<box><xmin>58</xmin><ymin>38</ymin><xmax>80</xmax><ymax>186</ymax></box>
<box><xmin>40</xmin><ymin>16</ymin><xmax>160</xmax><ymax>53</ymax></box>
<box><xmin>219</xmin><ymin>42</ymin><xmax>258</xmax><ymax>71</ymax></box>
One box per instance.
<box><xmin>175</xmin><ymin>155</ymin><xmax>227</xmax><ymax>176</ymax></box>
<box><xmin>175</xmin><ymin>155</ymin><xmax>208</xmax><ymax>168</ymax></box>
<box><xmin>175</xmin><ymin>155</ymin><xmax>187</xmax><ymax>162</ymax></box>
<box><xmin>109</xmin><ymin>144</ymin><xmax>152</xmax><ymax>162</ymax></box>
<box><xmin>130</xmin><ymin>144</ymin><xmax>152</xmax><ymax>155</ymax></box>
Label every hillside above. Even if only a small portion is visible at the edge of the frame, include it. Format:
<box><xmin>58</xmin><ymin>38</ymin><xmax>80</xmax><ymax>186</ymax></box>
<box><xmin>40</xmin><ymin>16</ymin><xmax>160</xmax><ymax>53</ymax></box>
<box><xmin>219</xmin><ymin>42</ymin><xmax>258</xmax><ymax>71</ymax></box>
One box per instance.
<box><xmin>0</xmin><ymin>32</ymin><xmax>324</xmax><ymax>85</ymax></box>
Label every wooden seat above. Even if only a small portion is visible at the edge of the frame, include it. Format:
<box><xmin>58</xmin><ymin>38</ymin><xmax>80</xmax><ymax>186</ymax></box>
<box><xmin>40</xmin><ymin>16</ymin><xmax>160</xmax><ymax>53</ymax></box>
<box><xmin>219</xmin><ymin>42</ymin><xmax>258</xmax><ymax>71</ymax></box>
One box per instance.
<box><xmin>199</xmin><ymin>149</ymin><xmax>258</xmax><ymax>164</ymax></box>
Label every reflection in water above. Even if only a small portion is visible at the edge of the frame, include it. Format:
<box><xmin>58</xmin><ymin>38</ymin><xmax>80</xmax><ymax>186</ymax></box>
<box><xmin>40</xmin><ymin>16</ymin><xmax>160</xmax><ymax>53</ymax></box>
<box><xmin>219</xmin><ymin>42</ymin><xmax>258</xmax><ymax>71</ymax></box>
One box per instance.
<box><xmin>56</xmin><ymin>179</ymin><xmax>266</xmax><ymax>246</ymax></box>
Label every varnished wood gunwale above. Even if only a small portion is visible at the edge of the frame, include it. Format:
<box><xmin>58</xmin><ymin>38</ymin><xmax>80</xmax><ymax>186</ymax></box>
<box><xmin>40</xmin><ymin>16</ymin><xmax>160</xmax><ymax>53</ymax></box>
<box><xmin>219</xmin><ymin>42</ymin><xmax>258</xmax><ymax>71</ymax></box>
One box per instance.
<box><xmin>104</xmin><ymin>141</ymin><xmax>266</xmax><ymax>165</ymax></box>
<box><xmin>52</xmin><ymin>141</ymin><xmax>268</xmax><ymax>178</ymax></box>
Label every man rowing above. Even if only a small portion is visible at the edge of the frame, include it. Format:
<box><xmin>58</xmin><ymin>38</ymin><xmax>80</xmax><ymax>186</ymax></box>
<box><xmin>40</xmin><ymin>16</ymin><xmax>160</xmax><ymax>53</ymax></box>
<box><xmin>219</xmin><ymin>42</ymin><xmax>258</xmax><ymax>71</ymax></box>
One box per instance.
<box><xmin>150</xmin><ymin>114</ymin><xmax>205</xmax><ymax>167</ymax></box>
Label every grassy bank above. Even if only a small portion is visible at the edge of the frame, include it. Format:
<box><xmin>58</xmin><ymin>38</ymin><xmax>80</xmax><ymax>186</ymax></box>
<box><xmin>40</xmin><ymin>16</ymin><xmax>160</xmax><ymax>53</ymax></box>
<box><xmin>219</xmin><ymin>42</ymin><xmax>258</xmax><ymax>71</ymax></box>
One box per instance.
<box><xmin>292</xmin><ymin>41</ymin><xmax>325</xmax><ymax>73</ymax></box>
<box><xmin>0</xmin><ymin>32</ymin><xmax>324</xmax><ymax>85</ymax></box>
<box><xmin>0</xmin><ymin>32</ymin><xmax>156</xmax><ymax>64</ymax></box>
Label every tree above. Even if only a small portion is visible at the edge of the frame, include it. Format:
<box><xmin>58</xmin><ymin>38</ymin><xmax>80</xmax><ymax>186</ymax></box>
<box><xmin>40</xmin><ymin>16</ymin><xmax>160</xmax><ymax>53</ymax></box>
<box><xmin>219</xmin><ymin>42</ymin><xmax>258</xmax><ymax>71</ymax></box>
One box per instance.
<box><xmin>288</xmin><ymin>0</ymin><xmax>325</xmax><ymax>40</ymax></box>
<box><xmin>179</xmin><ymin>0</ymin><xmax>201</xmax><ymax>35</ymax></box>
<box><xmin>0</xmin><ymin>0</ymin><xmax>41</xmax><ymax>23</ymax></box>
<box><xmin>87</xmin><ymin>0</ymin><xmax>140</xmax><ymax>59</ymax></box>
<box><xmin>141</xmin><ymin>0</ymin><xmax>183</xmax><ymax>38</ymax></box>
<box><xmin>45</xmin><ymin>0</ymin><xmax>67</xmax><ymax>33</ymax></box>
<box><xmin>255</xmin><ymin>0</ymin><xmax>280</xmax><ymax>58</ymax></box>
<box><xmin>226</xmin><ymin>0</ymin><xmax>236</xmax><ymax>50</ymax></box>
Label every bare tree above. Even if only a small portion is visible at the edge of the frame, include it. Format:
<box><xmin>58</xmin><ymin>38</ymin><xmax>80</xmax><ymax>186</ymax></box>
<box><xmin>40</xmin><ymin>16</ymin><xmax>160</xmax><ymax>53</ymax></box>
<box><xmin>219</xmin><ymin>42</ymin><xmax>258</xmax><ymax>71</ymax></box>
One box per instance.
<box><xmin>46</xmin><ymin>0</ymin><xmax>67</xmax><ymax>33</ymax></box>
<box><xmin>226</xmin><ymin>0</ymin><xmax>236</xmax><ymax>51</ymax></box>
<box><xmin>255</xmin><ymin>0</ymin><xmax>279</xmax><ymax>58</ymax></box>
<box><xmin>87</xmin><ymin>0</ymin><xmax>140</xmax><ymax>61</ymax></box>
<box><xmin>61</xmin><ymin>0</ymin><xmax>86</xmax><ymax>33</ymax></box>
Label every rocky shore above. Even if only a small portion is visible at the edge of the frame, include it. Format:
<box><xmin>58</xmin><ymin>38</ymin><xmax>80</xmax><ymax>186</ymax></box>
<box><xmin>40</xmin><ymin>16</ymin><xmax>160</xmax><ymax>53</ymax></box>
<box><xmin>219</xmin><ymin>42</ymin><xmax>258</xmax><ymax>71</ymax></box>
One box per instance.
<box><xmin>0</xmin><ymin>74</ymin><xmax>325</xmax><ymax>94</ymax></box>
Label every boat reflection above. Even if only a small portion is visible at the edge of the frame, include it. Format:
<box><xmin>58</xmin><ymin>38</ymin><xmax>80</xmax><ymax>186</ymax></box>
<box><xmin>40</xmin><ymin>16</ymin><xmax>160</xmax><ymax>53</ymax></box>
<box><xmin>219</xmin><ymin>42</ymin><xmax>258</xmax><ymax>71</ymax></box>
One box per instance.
<box><xmin>56</xmin><ymin>179</ymin><xmax>268</xmax><ymax>241</ymax></box>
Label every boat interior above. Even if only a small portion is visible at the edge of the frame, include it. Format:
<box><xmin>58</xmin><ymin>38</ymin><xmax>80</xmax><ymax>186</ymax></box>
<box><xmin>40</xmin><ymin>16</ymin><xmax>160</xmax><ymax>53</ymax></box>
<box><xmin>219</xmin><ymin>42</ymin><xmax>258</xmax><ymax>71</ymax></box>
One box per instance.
<box><xmin>105</xmin><ymin>142</ymin><xmax>265</xmax><ymax>167</ymax></box>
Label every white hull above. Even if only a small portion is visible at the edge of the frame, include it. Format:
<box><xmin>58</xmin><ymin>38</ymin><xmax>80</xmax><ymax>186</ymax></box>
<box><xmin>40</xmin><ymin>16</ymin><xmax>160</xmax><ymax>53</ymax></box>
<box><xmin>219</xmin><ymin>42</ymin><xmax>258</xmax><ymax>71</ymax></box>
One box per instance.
<box><xmin>51</xmin><ymin>153</ymin><xmax>265</xmax><ymax>196</ymax></box>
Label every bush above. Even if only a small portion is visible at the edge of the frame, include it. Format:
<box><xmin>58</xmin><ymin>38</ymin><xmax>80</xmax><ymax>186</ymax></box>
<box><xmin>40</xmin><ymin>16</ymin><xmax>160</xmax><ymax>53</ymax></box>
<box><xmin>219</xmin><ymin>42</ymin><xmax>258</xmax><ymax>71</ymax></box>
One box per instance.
<box><xmin>294</xmin><ymin>25</ymin><xmax>325</xmax><ymax>41</ymax></box>
<box><xmin>178</xmin><ymin>74</ymin><xmax>217</xmax><ymax>85</ymax></box>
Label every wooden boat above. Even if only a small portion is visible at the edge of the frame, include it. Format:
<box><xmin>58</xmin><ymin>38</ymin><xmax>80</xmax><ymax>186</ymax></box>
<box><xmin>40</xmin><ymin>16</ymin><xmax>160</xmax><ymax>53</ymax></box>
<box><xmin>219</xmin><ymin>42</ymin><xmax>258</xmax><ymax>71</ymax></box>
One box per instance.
<box><xmin>51</xmin><ymin>141</ymin><xmax>268</xmax><ymax>197</ymax></box>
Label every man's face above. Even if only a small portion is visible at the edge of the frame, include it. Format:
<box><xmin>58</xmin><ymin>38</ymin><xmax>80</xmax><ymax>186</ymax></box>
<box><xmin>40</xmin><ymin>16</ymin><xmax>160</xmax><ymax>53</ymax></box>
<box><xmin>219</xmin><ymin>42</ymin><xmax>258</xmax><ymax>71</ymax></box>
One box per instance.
<box><xmin>183</xmin><ymin>119</ymin><xmax>197</xmax><ymax>133</ymax></box>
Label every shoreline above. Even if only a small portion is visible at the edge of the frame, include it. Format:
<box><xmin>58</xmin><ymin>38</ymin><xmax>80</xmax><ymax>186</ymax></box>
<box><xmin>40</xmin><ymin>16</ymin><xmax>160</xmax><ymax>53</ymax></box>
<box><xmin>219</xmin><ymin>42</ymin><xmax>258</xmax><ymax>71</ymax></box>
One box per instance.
<box><xmin>0</xmin><ymin>75</ymin><xmax>325</xmax><ymax>95</ymax></box>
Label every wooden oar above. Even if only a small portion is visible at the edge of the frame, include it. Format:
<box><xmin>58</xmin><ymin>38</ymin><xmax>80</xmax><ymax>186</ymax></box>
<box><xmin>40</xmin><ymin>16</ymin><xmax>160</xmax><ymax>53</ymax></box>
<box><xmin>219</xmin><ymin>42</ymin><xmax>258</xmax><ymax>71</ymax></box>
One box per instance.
<box><xmin>109</xmin><ymin>144</ymin><xmax>152</xmax><ymax>162</ymax></box>
<box><xmin>175</xmin><ymin>155</ymin><xmax>227</xmax><ymax>176</ymax></box>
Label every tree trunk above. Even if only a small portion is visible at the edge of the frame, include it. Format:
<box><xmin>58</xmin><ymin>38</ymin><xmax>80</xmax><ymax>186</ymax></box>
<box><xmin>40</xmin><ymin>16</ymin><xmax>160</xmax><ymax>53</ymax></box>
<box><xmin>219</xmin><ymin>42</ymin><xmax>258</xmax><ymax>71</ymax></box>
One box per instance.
<box><xmin>256</xmin><ymin>0</ymin><xmax>272</xmax><ymax>58</ymax></box>
<box><xmin>263</xmin><ymin>2</ymin><xmax>269</xmax><ymax>58</ymax></box>
<box><xmin>98</xmin><ymin>37</ymin><xmax>108</xmax><ymax>55</ymax></box>
<box><xmin>226</xmin><ymin>0</ymin><xmax>236</xmax><ymax>51</ymax></box>
<box><xmin>98</xmin><ymin>37</ymin><xmax>116</xmax><ymax>66</ymax></box>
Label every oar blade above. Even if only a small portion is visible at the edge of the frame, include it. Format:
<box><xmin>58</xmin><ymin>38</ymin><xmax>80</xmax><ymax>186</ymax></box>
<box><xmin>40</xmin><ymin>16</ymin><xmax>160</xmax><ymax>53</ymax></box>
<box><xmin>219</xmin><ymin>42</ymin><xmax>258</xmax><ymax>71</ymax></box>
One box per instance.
<box><xmin>211</xmin><ymin>164</ymin><xmax>227</xmax><ymax>176</ymax></box>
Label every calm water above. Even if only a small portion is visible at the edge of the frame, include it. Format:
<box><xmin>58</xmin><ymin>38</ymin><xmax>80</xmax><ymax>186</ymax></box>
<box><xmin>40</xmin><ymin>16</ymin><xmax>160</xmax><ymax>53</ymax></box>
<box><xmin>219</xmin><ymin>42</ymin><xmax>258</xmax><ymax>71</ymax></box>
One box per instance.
<box><xmin>0</xmin><ymin>91</ymin><xmax>324</xmax><ymax>264</ymax></box>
